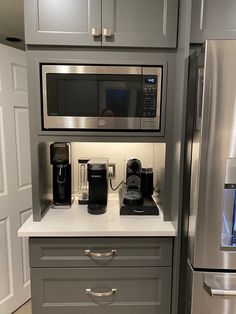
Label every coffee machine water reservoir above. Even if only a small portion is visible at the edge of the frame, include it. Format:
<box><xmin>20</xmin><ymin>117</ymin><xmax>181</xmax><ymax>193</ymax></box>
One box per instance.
<box><xmin>50</xmin><ymin>143</ymin><xmax>72</xmax><ymax>207</ymax></box>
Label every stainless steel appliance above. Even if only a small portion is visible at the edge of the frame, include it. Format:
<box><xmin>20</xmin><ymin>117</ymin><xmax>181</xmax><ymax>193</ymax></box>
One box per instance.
<box><xmin>87</xmin><ymin>158</ymin><xmax>108</xmax><ymax>214</ymax></box>
<box><xmin>41</xmin><ymin>65</ymin><xmax>162</xmax><ymax>131</ymax></box>
<box><xmin>185</xmin><ymin>40</ymin><xmax>236</xmax><ymax>314</ymax></box>
<box><xmin>50</xmin><ymin>142</ymin><xmax>72</xmax><ymax>207</ymax></box>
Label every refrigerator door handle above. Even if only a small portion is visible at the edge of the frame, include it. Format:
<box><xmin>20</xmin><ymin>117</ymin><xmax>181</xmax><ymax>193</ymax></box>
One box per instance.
<box><xmin>195</xmin><ymin>67</ymin><xmax>204</xmax><ymax>130</ymax></box>
<box><xmin>204</xmin><ymin>280</ymin><xmax>236</xmax><ymax>297</ymax></box>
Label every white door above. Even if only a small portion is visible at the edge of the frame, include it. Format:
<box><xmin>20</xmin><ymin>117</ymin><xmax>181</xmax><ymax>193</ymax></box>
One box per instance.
<box><xmin>0</xmin><ymin>44</ymin><xmax>32</xmax><ymax>313</ymax></box>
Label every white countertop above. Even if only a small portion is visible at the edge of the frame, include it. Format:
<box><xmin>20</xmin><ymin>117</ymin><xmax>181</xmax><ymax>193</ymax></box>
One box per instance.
<box><xmin>18</xmin><ymin>195</ymin><xmax>176</xmax><ymax>237</ymax></box>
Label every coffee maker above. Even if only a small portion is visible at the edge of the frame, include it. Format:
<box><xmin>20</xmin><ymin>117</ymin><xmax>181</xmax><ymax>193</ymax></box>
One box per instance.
<box><xmin>87</xmin><ymin>158</ymin><xmax>108</xmax><ymax>214</ymax></box>
<box><xmin>123</xmin><ymin>158</ymin><xmax>143</xmax><ymax>206</ymax></box>
<box><xmin>119</xmin><ymin>158</ymin><xmax>159</xmax><ymax>215</ymax></box>
<box><xmin>50</xmin><ymin>142</ymin><xmax>72</xmax><ymax>207</ymax></box>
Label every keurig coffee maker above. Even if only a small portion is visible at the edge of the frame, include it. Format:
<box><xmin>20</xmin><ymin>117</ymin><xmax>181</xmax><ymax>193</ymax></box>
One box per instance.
<box><xmin>50</xmin><ymin>142</ymin><xmax>72</xmax><ymax>207</ymax></box>
<box><xmin>87</xmin><ymin>158</ymin><xmax>108</xmax><ymax>214</ymax></box>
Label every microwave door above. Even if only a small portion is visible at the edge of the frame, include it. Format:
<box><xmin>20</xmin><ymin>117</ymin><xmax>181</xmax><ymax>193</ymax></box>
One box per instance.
<box><xmin>97</xmin><ymin>74</ymin><xmax>142</xmax><ymax>129</ymax></box>
<box><xmin>98</xmin><ymin>74</ymin><xmax>142</xmax><ymax>118</ymax></box>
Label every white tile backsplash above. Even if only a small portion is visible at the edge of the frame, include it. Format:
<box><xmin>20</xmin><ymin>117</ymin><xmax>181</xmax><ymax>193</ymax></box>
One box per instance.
<box><xmin>71</xmin><ymin>142</ymin><xmax>166</xmax><ymax>195</ymax></box>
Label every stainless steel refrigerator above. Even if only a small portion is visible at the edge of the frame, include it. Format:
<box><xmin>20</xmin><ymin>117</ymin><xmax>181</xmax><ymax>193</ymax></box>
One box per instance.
<box><xmin>185</xmin><ymin>40</ymin><xmax>236</xmax><ymax>314</ymax></box>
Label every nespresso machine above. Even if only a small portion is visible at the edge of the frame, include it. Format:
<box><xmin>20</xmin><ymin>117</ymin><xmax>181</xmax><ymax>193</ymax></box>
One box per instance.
<box><xmin>123</xmin><ymin>158</ymin><xmax>143</xmax><ymax>206</ymax></box>
<box><xmin>119</xmin><ymin>158</ymin><xmax>159</xmax><ymax>215</ymax></box>
<box><xmin>87</xmin><ymin>158</ymin><xmax>108</xmax><ymax>214</ymax></box>
<box><xmin>50</xmin><ymin>142</ymin><xmax>72</xmax><ymax>207</ymax></box>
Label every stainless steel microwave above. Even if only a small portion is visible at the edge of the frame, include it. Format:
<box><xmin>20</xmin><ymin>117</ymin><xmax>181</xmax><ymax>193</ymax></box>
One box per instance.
<box><xmin>41</xmin><ymin>65</ymin><xmax>162</xmax><ymax>131</ymax></box>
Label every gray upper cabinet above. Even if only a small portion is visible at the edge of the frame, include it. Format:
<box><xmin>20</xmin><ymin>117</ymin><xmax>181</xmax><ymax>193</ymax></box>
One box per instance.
<box><xmin>102</xmin><ymin>0</ymin><xmax>178</xmax><ymax>48</ymax></box>
<box><xmin>24</xmin><ymin>0</ymin><xmax>179</xmax><ymax>48</ymax></box>
<box><xmin>191</xmin><ymin>0</ymin><xmax>236</xmax><ymax>43</ymax></box>
<box><xmin>24</xmin><ymin>0</ymin><xmax>102</xmax><ymax>46</ymax></box>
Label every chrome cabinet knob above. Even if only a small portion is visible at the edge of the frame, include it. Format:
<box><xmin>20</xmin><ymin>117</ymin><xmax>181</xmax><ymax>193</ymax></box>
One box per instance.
<box><xmin>102</xmin><ymin>28</ymin><xmax>113</xmax><ymax>37</ymax></box>
<box><xmin>91</xmin><ymin>28</ymin><xmax>101</xmax><ymax>36</ymax></box>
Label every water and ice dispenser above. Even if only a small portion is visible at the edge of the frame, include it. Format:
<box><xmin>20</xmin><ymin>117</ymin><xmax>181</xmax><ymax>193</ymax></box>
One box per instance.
<box><xmin>222</xmin><ymin>158</ymin><xmax>236</xmax><ymax>247</ymax></box>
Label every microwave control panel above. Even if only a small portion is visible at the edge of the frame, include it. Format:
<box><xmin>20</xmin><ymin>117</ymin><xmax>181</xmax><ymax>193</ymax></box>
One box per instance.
<box><xmin>142</xmin><ymin>76</ymin><xmax>158</xmax><ymax>118</ymax></box>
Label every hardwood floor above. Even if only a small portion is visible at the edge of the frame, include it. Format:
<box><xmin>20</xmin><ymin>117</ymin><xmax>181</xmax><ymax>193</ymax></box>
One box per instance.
<box><xmin>12</xmin><ymin>300</ymin><xmax>31</xmax><ymax>314</ymax></box>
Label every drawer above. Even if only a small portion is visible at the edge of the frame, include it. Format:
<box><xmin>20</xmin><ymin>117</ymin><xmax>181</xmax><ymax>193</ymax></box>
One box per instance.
<box><xmin>29</xmin><ymin>237</ymin><xmax>173</xmax><ymax>268</ymax></box>
<box><xmin>31</xmin><ymin>267</ymin><xmax>172</xmax><ymax>314</ymax></box>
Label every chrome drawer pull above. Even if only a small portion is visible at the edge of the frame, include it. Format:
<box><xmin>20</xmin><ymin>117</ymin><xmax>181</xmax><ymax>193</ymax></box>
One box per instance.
<box><xmin>85</xmin><ymin>249</ymin><xmax>117</xmax><ymax>258</ymax></box>
<box><xmin>204</xmin><ymin>281</ymin><xmax>236</xmax><ymax>297</ymax></box>
<box><xmin>86</xmin><ymin>288</ymin><xmax>117</xmax><ymax>297</ymax></box>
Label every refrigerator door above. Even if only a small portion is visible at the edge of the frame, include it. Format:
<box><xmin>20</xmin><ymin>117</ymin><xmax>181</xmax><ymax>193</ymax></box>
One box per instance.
<box><xmin>186</xmin><ymin>267</ymin><xmax>236</xmax><ymax>314</ymax></box>
<box><xmin>188</xmin><ymin>40</ymin><xmax>236</xmax><ymax>269</ymax></box>
<box><xmin>187</xmin><ymin>262</ymin><xmax>236</xmax><ymax>314</ymax></box>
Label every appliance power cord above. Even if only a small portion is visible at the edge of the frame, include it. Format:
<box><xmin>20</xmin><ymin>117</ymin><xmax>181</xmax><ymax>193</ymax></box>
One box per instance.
<box><xmin>109</xmin><ymin>178</ymin><xmax>125</xmax><ymax>191</ymax></box>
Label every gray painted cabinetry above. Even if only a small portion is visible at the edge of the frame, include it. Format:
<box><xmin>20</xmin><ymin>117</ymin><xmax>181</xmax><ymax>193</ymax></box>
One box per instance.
<box><xmin>29</xmin><ymin>237</ymin><xmax>173</xmax><ymax>314</ymax></box>
<box><xmin>191</xmin><ymin>0</ymin><xmax>236</xmax><ymax>43</ymax></box>
<box><xmin>24</xmin><ymin>0</ymin><xmax>179</xmax><ymax>47</ymax></box>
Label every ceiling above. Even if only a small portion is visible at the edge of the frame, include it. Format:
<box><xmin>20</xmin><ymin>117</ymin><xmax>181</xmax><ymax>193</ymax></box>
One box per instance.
<box><xmin>0</xmin><ymin>0</ymin><xmax>25</xmax><ymax>50</ymax></box>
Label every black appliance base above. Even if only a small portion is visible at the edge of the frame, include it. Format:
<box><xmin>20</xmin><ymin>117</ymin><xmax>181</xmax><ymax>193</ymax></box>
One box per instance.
<box><xmin>119</xmin><ymin>189</ymin><xmax>159</xmax><ymax>215</ymax></box>
<box><xmin>88</xmin><ymin>203</ymin><xmax>107</xmax><ymax>214</ymax></box>
<box><xmin>51</xmin><ymin>198</ymin><xmax>73</xmax><ymax>209</ymax></box>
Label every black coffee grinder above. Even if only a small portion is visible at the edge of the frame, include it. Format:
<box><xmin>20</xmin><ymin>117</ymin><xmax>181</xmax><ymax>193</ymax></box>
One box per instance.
<box><xmin>50</xmin><ymin>142</ymin><xmax>72</xmax><ymax>207</ymax></box>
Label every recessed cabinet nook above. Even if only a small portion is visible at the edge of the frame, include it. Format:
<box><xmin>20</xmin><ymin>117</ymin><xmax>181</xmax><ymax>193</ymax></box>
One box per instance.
<box><xmin>19</xmin><ymin>0</ymin><xmax>236</xmax><ymax>314</ymax></box>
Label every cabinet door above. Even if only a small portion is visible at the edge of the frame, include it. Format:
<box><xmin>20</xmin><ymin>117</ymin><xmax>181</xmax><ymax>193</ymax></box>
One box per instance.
<box><xmin>29</xmin><ymin>237</ymin><xmax>173</xmax><ymax>268</ymax></box>
<box><xmin>102</xmin><ymin>0</ymin><xmax>178</xmax><ymax>48</ymax></box>
<box><xmin>24</xmin><ymin>0</ymin><xmax>102</xmax><ymax>46</ymax></box>
<box><xmin>191</xmin><ymin>0</ymin><xmax>236</xmax><ymax>43</ymax></box>
<box><xmin>31</xmin><ymin>267</ymin><xmax>172</xmax><ymax>314</ymax></box>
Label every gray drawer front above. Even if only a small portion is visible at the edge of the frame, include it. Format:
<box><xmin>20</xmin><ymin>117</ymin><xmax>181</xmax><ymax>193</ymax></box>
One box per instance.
<box><xmin>31</xmin><ymin>267</ymin><xmax>171</xmax><ymax>314</ymax></box>
<box><xmin>29</xmin><ymin>237</ymin><xmax>173</xmax><ymax>268</ymax></box>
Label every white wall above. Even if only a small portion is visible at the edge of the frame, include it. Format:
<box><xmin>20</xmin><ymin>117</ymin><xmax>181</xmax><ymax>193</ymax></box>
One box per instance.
<box><xmin>72</xmin><ymin>142</ymin><xmax>166</xmax><ymax>196</ymax></box>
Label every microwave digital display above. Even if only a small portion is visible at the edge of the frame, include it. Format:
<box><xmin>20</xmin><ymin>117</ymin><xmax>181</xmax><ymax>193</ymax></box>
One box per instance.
<box><xmin>145</xmin><ymin>78</ymin><xmax>156</xmax><ymax>84</ymax></box>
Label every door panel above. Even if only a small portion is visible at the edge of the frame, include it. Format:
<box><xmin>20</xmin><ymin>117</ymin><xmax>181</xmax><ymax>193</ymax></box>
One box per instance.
<box><xmin>102</xmin><ymin>0</ymin><xmax>178</xmax><ymax>47</ymax></box>
<box><xmin>0</xmin><ymin>43</ymin><xmax>31</xmax><ymax>313</ymax></box>
<box><xmin>189</xmin><ymin>265</ymin><xmax>236</xmax><ymax>314</ymax></box>
<box><xmin>14</xmin><ymin>108</ymin><xmax>31</xmax><ymax>189</ymax></box>
<box><xmin>24</xmin><ymin>0</ymin><xmax>102</xmax><ymax>46</ymax></box>
<box><xmin>0</xmin><ymin>106</ymin><xmax>7</xmax><ymax>195</ymax></box>
<box><xmin>0</xmin><ymin>218</ymin><xmax>12</xmax><ymax>302</ymax></box>
<box><xmin>31</xmin><ymin>267</ymin><xmax>172</xmax><ymax>314</ymax></box>
<box><xmin>189</xmin><ymin>41</ymin><xmax>236</xmax><ymax>270</ymax></box>
<box><xmin>191</xmin><ymin>0</ymin><xmax>236</xmax><ymax>43</ymax></box>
